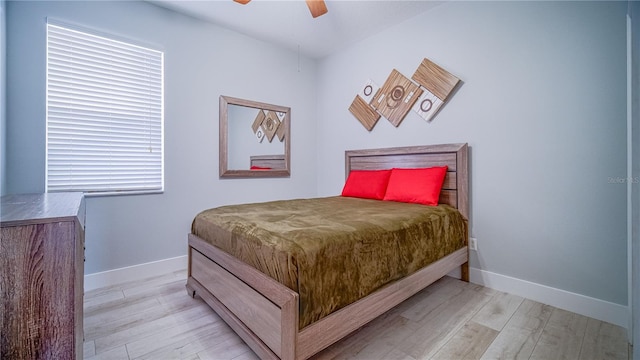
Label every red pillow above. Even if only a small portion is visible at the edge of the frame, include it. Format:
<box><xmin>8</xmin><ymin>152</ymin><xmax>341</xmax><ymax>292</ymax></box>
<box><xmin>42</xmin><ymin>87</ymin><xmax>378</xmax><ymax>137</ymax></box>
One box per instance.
<box><xmin>383</xmin><ymin>166</ymin><xmax>448</xmax><ymax>205</ymax></box>
<box><xmin>250</xmin><ymin>166</ymin><xmax>272</xmax><ymax>170</ymax></box>
<box><xmin>341</xmin><ymin>169</ymin><xmax>392</xmax><ymax>200</ymax></box>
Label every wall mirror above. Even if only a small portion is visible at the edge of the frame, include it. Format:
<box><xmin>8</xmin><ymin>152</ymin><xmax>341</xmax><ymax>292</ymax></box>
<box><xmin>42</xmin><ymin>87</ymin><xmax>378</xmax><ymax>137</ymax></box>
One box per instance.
<box><xmin>220</xmin><ymin>95</ymin><xmax>291</xmax><ymax>178</ymax></box>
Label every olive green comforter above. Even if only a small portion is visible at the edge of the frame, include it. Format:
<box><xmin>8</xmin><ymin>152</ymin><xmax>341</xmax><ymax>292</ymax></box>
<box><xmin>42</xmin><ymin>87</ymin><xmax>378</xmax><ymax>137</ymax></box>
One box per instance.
<box><xmin>191</xmin><ymin>196</ymin><xmax>466</xmax><ymax>329</ymax></box>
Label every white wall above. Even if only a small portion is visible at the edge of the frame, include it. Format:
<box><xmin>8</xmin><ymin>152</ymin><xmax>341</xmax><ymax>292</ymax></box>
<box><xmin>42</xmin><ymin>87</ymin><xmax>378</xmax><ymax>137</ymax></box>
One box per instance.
<box><xmin>5</xmin><ymin>0</ymin><xmax>318</xmax><ymax>274</ymax></box>
<box><xmin>0</xmin><ymin>0</ymin><xmax>5</xmax><ymax>197</ymax></box>
<box><xmin>227</xmin><ymin>105</ymin><xmax>285</xmax><ymax>169</ymax></box>
<box><xmin>5</xmin><ymin>0</ymin><xmax>631</xmax><ymax>329</ymax></box>
<box><xmin>630</xmin><ymin>0</ymin><xmax>640</xmax><ymax>353</ymax></box>
<box><xmin>316</xmin><ymin>1</ymin><xmax>628</xmax><ymax>308</ymax></box>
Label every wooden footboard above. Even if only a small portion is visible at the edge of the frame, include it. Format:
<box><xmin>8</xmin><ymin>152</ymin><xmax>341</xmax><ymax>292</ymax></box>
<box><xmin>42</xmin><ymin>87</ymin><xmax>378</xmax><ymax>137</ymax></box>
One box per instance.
<box><xmin>187</xmin><ymin>234</ymin><xmax>297</xmax><ymax>360</ymax></box>
<box><xmin>187</xmin><ymin>143</ymin><xmax>471</xmax><ymax>359</ymax></box>
<box><xmin>187</xmin><ymin>233</ymin><xmax>468</xmax><ymax>360</ymax></box>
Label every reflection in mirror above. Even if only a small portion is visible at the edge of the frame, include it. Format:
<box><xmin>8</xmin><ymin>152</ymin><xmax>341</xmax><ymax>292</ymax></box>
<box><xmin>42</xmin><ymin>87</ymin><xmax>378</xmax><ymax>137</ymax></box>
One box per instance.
<box><xmin>227</xmin><ymin>105</ymin><xmax>284</xmax><ymax>169</ymax></box>
<box><xmin>220</xmin><ymin>96</ymin><xmax>290</xmax><ymax>178</ymax></box>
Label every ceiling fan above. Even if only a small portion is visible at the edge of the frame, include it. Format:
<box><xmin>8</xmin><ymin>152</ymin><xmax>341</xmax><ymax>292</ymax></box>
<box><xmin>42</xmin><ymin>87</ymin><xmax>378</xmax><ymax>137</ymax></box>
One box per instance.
<box><xmin>233</xmin><ymin>0</ymin><xmax>328</xmax><ymax>18</ymax></box>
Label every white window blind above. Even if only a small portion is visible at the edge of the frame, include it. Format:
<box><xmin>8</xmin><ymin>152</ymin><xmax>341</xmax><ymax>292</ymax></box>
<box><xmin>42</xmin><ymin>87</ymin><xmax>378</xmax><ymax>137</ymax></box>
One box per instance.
<box><xmin>46</xmin><ymin>22</ymin><xmax>164</xmax><ymax>194</ymax></box>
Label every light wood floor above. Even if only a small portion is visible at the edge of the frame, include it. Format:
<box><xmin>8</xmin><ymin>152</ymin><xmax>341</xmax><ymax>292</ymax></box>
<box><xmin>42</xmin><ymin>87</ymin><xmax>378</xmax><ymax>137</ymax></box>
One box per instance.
<box><xmin>83</xmin><ymin>270</ymin><xmax>630</xmax><ymax>360</ymax></box>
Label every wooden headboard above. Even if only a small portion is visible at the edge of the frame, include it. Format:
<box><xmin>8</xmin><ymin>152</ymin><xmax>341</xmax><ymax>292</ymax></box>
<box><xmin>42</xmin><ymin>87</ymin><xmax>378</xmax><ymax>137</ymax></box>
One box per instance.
<box><xmin>345</xmin><ymin>143</ymin><xmax>469</xmax><ymax>220</ymax></box>
<box><xmin>250</xmin><ymin>154</ymin><xmax>286</xmax><ymax>170</ymax></box>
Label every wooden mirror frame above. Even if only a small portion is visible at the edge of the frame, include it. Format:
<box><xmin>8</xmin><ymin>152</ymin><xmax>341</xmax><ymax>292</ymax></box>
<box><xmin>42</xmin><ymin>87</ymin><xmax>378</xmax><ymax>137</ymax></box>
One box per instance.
<box><xmin>219</xmin><ymin>95</ymin><xmax>291</xmax><ymax>178</ymax></box>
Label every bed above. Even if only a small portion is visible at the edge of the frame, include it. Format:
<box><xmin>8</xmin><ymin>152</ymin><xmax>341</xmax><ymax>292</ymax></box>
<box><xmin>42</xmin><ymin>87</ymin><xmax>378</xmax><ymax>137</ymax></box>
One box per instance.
<box><xmin>186</xmin><ymin>143</ymin><xmax>469</xmax><ymax>360</ymax></box>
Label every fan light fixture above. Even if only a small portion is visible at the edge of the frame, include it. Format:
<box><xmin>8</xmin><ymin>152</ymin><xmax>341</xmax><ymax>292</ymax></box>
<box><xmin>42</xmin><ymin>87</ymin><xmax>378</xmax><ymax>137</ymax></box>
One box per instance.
<box><xmin>233</xmin><ymin>0</ymin><xmax>328</xmax><ymax>18</ymax></box>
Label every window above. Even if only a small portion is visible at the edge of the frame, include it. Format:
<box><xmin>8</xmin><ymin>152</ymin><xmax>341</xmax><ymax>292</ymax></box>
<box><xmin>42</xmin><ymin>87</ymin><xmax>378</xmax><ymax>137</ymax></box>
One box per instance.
<box><xmin>46</xmin><ymin>22</ymin><xmax>164</xmax><ymax>195</ymax></box>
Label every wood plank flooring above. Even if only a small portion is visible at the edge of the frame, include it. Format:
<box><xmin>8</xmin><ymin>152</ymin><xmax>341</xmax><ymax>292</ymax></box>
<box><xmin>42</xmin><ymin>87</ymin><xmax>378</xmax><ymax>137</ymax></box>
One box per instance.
<box><xmin>83</xmin><ymin>271</ymin><xmax>630</xmax><ymax>360</ymax></box>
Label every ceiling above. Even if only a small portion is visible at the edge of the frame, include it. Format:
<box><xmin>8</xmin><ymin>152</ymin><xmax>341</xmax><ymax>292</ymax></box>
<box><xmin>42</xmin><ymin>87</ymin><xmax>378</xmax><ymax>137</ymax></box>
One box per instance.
<box><xmin>149</xmin><ymin>0</ymin><xmax>443</xmax><ymax>59</ymax></box>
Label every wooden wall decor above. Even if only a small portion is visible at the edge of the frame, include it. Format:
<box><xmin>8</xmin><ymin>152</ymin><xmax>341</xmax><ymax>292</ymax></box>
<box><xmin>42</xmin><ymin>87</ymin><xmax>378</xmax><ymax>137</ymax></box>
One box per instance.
<box><xmin>275</xmin><ymin>112</ymin><xmax>286</xmax><ymax>141</ymax></box>
<box><xmin>263</xmin><ymin>111</ymin><xmax>280</xmax><ymax>142</ymax></box>
<box><xmin>250</xmin><ymin>109</ymin><xmax>284</xmax><ymax>143</ymax></box>
<box><xmin>359</xmin><ymin>79</ymin><xmax>379</xmax><ymax>103</ymax></box>
<box><xmin>221</xmin><ymin>95</ymin><xmax>290</xmax><ymax>178</ymax></box>
<box><xmin>252</xmin><ymin>110</ymin><xmax>266</xmax><ymax>133</ymax></box>
<box><xmin>349</xmin><ymin>95</ymin><xmax>381</xmax><ymax>131</ymax></box>
<box><xmin>413</xmin><ymin>91</ymin><xmax>443</xmax><ymax>122</ymax></box>
<box><xmin>255</xmin><ymin>126</ymin><xmax>265</xmax><ymax>142</ymax></box>
<box><xmin>371</xmin><ymin>69</ymin><xmax>423</xmax><ymax>127</ymax></box>
<box><xmin>411</xmin><ymin>58</ymin><xmax>459</xmax><ymax>102</ymax></box>
<box><xmin>349</xmin><ymin>80</ymin><xmax>381</xmax><ymax>131</ymax></box>
<box><xmin>348</xmin><ymin>58</ymin><xmax>460</xmax><ymax>130</ymax></box>
<box><xmin>276</xmin><ymin>122</ymin><xmax>286</xmax><ymax>142</ymax></box>
<box><xmin>411</xmin><ymin>58</ymin><xmax>460</xmax><ymax>122</ymax></box>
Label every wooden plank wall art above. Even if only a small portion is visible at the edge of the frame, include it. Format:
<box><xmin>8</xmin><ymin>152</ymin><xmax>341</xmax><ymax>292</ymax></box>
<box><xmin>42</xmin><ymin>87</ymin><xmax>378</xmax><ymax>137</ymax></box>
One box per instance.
<box><xmin>349</xmin><ymin>58</ymin><xmax>460</xmax><ymax>130</ymax></box>
<box><xmin>252</xmin><ymin>110</ymin><xmax>286</xmax><ymax>143</ymax></box>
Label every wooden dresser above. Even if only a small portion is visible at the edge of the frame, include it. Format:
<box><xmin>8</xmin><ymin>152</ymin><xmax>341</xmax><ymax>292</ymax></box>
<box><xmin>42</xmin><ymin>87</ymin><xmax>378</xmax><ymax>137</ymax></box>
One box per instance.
<box><xmin>1</xmin><ymin>192</ymin><xmax>85</xmax><ymax>360</ymax></box>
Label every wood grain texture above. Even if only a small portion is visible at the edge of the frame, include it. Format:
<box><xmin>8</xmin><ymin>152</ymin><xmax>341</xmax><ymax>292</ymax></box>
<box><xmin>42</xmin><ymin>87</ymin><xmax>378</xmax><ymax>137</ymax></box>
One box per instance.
<box><xmin>263</xmin><ymin>111</ymin><xmax>280</xmax><ymax>142</ymax></box>
<box><xmin>438</xmin><ymin>190</ymin><xmax>457</xmax><ymax>209</ymax></box>
<box><xmin>348</xmin><ymin>95</ymin><xmax>381</xmax><ymax>131</ymax></box>
<box><xmin>411</xmin><ymin>58</ymin><xmax>460</xmax><ymax>101</ymax></box>
<box><xmin>297</xmin><ymin>247</ymin><xmax>468</xmax><ymax>360</ymax></box>
<box><xmin>480</xmin><ymin>299</ymin><xmax>553</xmax><ymax>360</ymax></box>
<box><xmin>187</xmin><ymin>278</ymin><xmax>280</xmax><ymax>360</ymax></box>
<box><xmin>396</xmin><ymin>282</ymin><xmax>495</xmax><ymax>359</ymax></box>
<box><xmin>251</xmin><ymin>110</ymin><xmax>265</xmax><ymax>133</ymax></box>
<box><xmin>126</xmin><ymin>316</ymin><xmax>230</xmax><ymax>359</ymax></box>
<box><xmin>219</xmin><ymin>95</ymin><xmax>230</xmax><ymax>177</ymax></box>
<box><xmin>188</xmin><ymin>144</ymin><xmax>470</xmax><ymax>360</ymax></box>
<box><xmin>305</xmin><ymin>0</ymin><xmax>328</xmax><ymax>18</ymax></box>
<box><xmin>348</xmin><ymin>153</ymin><xmax>457</xmax><ymax>172</ymax></box>
<box><xmin>186</xmin><ymin>236</ymin><xmax>468</xmax><ymax>360</ymax></box>
<box><xmin>276</xmin><ymin>116</ymin><xmax>286</xmax><ymax>142</ymax></box>
<box><xmin>529</xmin><ymin>308</ymin><xmax>588</xmax><ymax>360</ymax></box>
<box><xmin>579</xmin><ymin>318</ymin><xmax>628</xmax><ymax>359</ymax></box>
<box><xmin>431</xmin><ymin>322</ymin><xmax>498</xmax><ymax>359</ymax></box>
<box><xmin>250</xmin><ymin>154</ymin><xmax>286</xmax><ymax>170</ymax></box>
<box><xmin>371</xmin><ymin>69</ymin><xmax>423</xmax><ymax>127</ymax></box>
<box><xmin>471</xmin><ymin>292</ymin><xmax>524</xmax><ymax>332</ymax></box>
<box><xmin>188</xmin><ymin>235</ymin><xmax>298</xmax><ymax>306</ymax></box>
<box><xmin>92</xmin><ymin>296</ymin><xmax>207</xmax><ymax>354</ymax></box>
<box><xmin>455</xmin><ymin>143</ymin><xmax>469</xmax><ymax>220</ymax></box>
<box><xmin>191</xmin><ymin>250</ymin><xmax>283</xmax><ymax>356</ymax></box>
<box><xmin>1</xmin><ymin>192</ymin><xmax>85</xmax><ymax>227</ymax></box>
<box><xmin>344</xmin><ymin>143</ymin><xmax>469</xmax><ymax>220</ymax></box>
<box><xmin>344</xmin><ymin>144</ymin><xmax>462</xmax><ymax>173</ymax></box>
<box><xmin>1</xmin><ymin>193</ymin><xmax>84</xmax><ymax>360</ymax></box>
<box><xmin>84</xmin><ymin>273</ymin><xmax>629</xmax><ymax>360</ymax></box>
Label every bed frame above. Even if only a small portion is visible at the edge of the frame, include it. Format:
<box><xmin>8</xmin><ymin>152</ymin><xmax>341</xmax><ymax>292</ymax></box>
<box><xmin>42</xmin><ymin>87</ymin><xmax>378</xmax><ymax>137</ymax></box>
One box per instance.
<box><xmin>186</xmin><ymin>143</ymin><xmax>469</xmax><ymax>360</ymax></box>
<box><xmin>250</xmin><ymin>154</ymin><xmax>286</xmax><ymax>170</ymax></box>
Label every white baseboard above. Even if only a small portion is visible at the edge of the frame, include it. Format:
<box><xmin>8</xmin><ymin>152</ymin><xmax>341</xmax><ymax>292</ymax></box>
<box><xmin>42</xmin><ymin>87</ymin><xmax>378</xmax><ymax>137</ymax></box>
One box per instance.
<box><xmin>84</xmin><ymin>255</ymin><xmax>188</xmax><ymax>292</ymax></box>
<box><xmin>469</xmin><ymin>267</ymin><xmax>629</xmax><ymax>330</ymax></box>
<box><xmin>82</xmin><ymin>257</ymin><xmax>628</xmax><ymax>330</ymax></box>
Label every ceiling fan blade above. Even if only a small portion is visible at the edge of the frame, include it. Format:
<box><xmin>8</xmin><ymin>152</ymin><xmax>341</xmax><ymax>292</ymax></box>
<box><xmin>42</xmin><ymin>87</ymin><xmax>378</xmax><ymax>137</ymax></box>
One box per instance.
<box><xmin>305</xmin><ymin>0</ymin><xmax>328</xmax><ymax>18</ymax></box>
<box><xmin>234</xmin><ymin>0</ymin><xmax>251</xmax><ymax>4</ymax></box>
